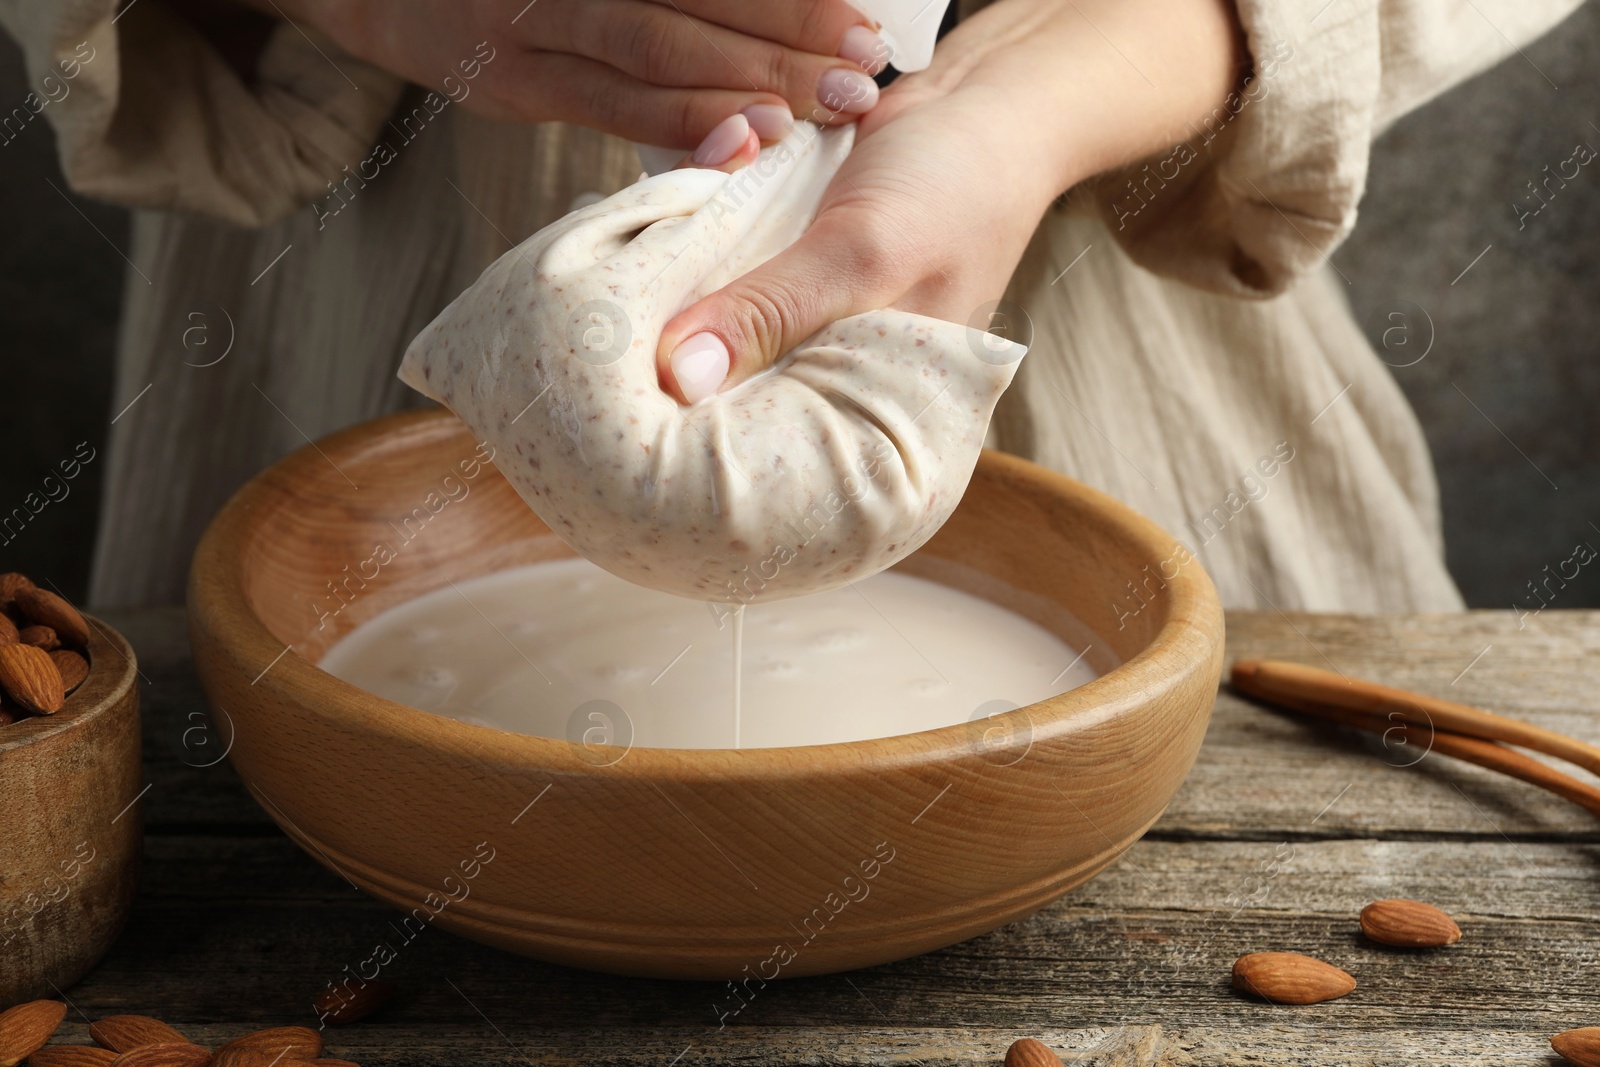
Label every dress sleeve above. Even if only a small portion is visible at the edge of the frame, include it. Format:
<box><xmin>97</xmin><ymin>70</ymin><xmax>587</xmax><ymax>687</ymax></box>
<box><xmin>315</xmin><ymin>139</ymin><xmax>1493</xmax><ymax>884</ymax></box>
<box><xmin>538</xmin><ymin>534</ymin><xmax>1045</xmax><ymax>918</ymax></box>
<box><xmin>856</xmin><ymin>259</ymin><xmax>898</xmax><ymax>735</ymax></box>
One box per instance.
<box><xmin>0</xmin><ymin>0</ymin><xmax>404</xmax><ymax>226</ymax></box>
<box><xmin>1085</xmin><ymin>0</ymin><xmax>1587</xmax><ymax>298</ymax></box>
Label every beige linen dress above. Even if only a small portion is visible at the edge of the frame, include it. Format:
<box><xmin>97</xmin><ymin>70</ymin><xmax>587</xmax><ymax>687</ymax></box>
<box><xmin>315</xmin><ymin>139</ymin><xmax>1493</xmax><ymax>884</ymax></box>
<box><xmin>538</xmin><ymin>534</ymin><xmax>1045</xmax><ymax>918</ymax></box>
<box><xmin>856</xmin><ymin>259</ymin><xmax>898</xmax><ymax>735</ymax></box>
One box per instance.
<box><xmin>0</xmin><ymin>0</ymin><xmax>1585</xmax><ymax>610</ymax></box>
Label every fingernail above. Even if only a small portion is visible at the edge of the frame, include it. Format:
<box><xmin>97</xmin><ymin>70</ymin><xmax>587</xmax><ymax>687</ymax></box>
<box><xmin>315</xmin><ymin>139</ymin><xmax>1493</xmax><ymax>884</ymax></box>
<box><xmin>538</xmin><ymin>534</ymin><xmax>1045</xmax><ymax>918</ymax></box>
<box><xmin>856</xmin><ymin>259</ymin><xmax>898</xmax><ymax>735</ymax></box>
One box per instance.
<box><xmin>741</xmin><ymin>103</ymin><xmax>794</xmax><ymax>141</ymax></box>
<box><xmin>837</xmin><ymin>25</ymin><xmax>888</xmax><ymax>74</ymax></box>
<box><xmin>817</xmin><ymin>68</ymin><xmax>879</xmax><ymax>116</ymax></box>
<box><xmin>670</xmin><ymin>333</ymin><xmax>730</xmax><ymax>403</ymax></box>
<box><xmin>692</xmin><ymin>114</ymin><xmax>750</xmax><ymax>166</ymax></box>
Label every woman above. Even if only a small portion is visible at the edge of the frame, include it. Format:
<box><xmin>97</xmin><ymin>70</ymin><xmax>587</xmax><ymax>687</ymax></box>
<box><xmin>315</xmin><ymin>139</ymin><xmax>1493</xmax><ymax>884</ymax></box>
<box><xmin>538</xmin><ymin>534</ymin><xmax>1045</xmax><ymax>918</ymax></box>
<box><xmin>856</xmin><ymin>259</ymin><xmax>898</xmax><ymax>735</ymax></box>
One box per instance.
<box><xmin>0</xmin><ymin>0</ymin><xmax>1583</xmax><ymax>609</ymax></box>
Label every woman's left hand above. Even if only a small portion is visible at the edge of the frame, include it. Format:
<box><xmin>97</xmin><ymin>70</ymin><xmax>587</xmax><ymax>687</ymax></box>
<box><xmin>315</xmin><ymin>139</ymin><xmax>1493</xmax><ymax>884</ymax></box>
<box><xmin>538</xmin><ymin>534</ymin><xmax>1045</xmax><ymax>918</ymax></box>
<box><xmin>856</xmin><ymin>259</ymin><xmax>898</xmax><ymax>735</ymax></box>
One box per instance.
<box><xmin>657</xmin><ymin>0</ymin><xmax>1245</xmax><ymax>403</ymax></box>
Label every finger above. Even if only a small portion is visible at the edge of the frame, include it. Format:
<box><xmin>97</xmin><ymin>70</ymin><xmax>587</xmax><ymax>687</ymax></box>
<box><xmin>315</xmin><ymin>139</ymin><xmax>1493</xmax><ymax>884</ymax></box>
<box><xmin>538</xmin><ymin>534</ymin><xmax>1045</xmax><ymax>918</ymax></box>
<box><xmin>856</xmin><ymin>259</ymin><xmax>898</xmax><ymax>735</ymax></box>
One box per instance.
<box><xmin>672</xmin><ymin>113</ymin><xmax>762</xmax><ymax>172</ymax></box>
<box><xmin>649</xmin><ymin>0</ymin><xmax>875</xmax><ymax>59</ymax></box>
<box><xmin>656</xmin><ymin>207</ymin><xmax>905</xmax><ymax>403</ymax></box>
<box><xmin>566</xmin><ymin>4</ymin><xmax>884</xmax><ymax>122</ymax></box>
<box><xmin>509</xmin><ymin>52</ymin><xmax>788</xmax><ymax>147</ymax></box>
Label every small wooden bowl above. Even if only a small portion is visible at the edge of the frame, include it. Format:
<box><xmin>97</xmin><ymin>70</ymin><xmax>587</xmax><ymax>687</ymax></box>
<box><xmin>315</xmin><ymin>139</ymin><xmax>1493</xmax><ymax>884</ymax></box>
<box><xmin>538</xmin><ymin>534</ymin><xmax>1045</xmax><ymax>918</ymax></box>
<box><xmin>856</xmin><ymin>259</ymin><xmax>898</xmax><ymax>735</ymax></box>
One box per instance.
<box><xmin>0</xmin><ymin>618</ymin><xmax>141</xmax><ymax>1001</ymax></box>
<box><xmin>189</xmin><ymin>408</ymin><xmax>1223</xmax><ymax>979</ymax></box>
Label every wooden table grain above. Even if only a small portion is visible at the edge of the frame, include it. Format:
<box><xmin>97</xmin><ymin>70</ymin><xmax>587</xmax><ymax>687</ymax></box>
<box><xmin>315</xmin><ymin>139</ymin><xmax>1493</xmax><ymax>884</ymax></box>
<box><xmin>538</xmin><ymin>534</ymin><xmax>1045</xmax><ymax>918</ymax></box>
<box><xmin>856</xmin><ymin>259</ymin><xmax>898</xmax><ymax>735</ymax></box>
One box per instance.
<box><xmin>47</xmin><ymin>608</ymin><xmax>1600</xmax><ymax>1065</ymax></box>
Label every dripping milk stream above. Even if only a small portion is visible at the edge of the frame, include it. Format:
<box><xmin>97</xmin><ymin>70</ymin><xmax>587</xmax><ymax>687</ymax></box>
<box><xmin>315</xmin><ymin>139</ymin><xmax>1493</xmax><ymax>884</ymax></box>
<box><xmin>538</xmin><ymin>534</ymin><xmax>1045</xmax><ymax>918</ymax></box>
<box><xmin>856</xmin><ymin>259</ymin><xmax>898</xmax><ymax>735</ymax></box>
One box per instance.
<box><xmin>730</xmin><ymin>603</ymin><xmax>744</xmax><ymax>749</ymax></box>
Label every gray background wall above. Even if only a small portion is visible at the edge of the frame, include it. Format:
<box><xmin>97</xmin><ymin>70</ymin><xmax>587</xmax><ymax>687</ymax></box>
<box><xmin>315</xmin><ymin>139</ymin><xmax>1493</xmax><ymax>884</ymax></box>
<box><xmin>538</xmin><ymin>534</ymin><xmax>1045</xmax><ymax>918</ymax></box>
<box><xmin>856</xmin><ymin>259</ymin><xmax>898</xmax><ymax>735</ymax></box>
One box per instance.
<box><xmin>0</xmin><ymin>32</ymin><xmax>120</xmax><ymax>606</ymax></box>
<box><xmin>1</xmin><ymin>9</ymin><xmax>1597</xmax><ymax>608</ymax></box>
<box><xmin>1332</xmin><ymin>3</ymin><xmax>1600</xmax><ymax>613</ymax></box>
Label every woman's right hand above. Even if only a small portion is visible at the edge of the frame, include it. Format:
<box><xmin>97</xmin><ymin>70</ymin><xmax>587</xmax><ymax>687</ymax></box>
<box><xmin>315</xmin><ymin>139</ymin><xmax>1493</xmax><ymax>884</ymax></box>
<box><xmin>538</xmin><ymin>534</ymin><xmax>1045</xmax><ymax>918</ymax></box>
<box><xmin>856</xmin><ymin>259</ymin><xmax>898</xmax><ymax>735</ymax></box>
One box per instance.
<box><xmin>654</xmin><ymin>0</ymin><xmax>1245</xmax><ymax>403</ymax></box>
<box><xmin>258</xmin><ymin>0</ymin><xmax>888</xmax><ymax>146</ymax></box>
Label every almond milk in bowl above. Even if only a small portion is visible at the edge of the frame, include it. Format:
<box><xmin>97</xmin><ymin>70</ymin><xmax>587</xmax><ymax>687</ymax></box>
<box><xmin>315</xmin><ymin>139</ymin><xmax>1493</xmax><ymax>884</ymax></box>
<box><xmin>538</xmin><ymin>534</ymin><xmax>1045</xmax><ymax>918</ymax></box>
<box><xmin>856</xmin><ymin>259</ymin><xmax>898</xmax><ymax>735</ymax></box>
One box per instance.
<box><xmin>188</xmin><ymin>408</ymin><xmax>1223</xmax><ymax>978</ymax></box>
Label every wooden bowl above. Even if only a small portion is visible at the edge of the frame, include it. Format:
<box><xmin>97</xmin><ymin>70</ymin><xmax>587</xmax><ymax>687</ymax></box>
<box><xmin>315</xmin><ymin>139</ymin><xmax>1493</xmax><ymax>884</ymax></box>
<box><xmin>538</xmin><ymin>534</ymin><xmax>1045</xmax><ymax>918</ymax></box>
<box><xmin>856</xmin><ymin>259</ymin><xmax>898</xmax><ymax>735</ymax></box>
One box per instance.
<box><xmin>0</xmin><ymin>618</ymin><xmax>141</xmax><ymax>1001</ymax></box>
<box><xmin>189</xmin><ymin>408</ymin><xmax>1223</xmax><ymax>979</ymax></box>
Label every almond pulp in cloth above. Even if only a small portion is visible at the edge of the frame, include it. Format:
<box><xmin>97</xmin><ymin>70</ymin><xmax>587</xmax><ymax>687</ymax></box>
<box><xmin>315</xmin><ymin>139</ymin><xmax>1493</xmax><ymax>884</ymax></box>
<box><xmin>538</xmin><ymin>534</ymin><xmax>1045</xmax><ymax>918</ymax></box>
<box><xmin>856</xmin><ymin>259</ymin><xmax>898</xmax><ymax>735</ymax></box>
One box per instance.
<box><xmin>399</xmin><ymin>122</ymin><xmax>1025</xmax><ymax>603</ymax></box>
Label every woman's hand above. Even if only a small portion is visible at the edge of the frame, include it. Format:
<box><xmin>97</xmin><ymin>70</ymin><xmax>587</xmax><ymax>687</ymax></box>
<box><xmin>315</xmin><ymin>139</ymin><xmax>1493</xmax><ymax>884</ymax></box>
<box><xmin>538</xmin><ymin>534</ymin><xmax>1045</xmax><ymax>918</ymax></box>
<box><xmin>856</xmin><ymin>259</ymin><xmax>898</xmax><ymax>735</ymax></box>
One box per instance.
<box><xmin>657</xmin><ymin>0</ymin><xmax>1245</xmax><ymax>403</ymax></box>
<box><xmin>247</xmin><ymin>0</ymin><xmax>889</xmax><ymax>146</ymax></box>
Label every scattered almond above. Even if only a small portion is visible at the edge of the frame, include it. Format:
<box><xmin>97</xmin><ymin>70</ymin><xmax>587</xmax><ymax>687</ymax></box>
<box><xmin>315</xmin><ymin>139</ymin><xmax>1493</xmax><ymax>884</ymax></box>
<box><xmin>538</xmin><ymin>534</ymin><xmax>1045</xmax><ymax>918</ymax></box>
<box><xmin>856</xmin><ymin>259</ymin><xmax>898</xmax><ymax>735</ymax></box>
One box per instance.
<box><xmin>0</xmin><ymin>1001</ymin><xmax>67</xmax><ymax>1067</ymax></box>
<box><xmin>19</xmin><ymin>626</ymin><xmax>59</xmax><ymax>651</ymax></box>
<box><xmin>1554</xmin><ymin>1027</ymin><xmax>1600</xmax><ymax>1067</ymax></box>
<box><xmin>14</xmin><ymin>589</ymin><xmax>89</xmax><ymax>649</ymax></box>
<box><xmin>26</xmin><ymin>1049</ymin><xmax>116</xmax><ymax>1067</ymax></box>
<box><xmin>0</xmin><ymin>572</ymin><xmax>93</xmax><ymax>721</ymax></box>
<box><xmin>212</xmin><ymin>1027</ymin><xmax>320</xmax><ymax>1060</ymax></box>
<box><xmin>211</xmin><ymin>1058</ymin><xmax>359</xmax><ymax>1067</ymax></box>
<box><xmin>0</xmin><ymin>644</ymin><xmax>64</xmax><ymax>712</ymax></box>
<box><xmin>106</xmin><ymin>1045</ymin><xmax>209</xmax><ymax>1067</ymax></box>
<box><xmin>0</xmin><ymin>643</ymin><xmax>65</xmax><ymax>713</ymax></box>
<box><xmin>26</xmin><ymin>1007</ymin><xmax>370</xmax><ymax>1067</ymax></box>
<box><xmin>0</xmin><ymin>573</ymin><xmax>34</xmax><ymax>609</ymax></box>
<box><xmin>28</xmin><ymin>1047</ymin><xmax>118</xmax><ymax>1067</ymax></box>
<box><xmin>1360</xmin><ymin>898</ymin><xmax>1462</xmax><ymax>948</ymax></box>
<box><xmin>1231</xmin><ymin>951</ymin><xmax>1356</xmax><ymax>1005</ymax></box>
<box><xmin>87</xmin><ymin>1018</ymin><xmax>188</xmax><ymax>1054</ymax></box>
<box><xmin>1004</xmin><ymin>1037</ymin><xmax>1065</xmax><ymax>1067</ymax></box>
<box><xmin>50</xmin><ymin>650</ymin><xmax>89</xmax><ymax>693</ymax></box>
<box><xmin>314</xmin><ymin>981</ymin><xmax>397</xmax><ymax>1026</ymax></box>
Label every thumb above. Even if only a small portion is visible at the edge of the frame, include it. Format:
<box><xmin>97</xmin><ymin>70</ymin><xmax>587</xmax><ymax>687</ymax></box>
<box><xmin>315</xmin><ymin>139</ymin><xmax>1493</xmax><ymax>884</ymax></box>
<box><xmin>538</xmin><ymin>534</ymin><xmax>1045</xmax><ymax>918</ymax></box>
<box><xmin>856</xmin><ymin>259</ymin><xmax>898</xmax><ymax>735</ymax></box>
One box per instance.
<box><xmin>656</xmin><ymin>209</ymin><xmax>891</xmax><ymax>404</ymax></box>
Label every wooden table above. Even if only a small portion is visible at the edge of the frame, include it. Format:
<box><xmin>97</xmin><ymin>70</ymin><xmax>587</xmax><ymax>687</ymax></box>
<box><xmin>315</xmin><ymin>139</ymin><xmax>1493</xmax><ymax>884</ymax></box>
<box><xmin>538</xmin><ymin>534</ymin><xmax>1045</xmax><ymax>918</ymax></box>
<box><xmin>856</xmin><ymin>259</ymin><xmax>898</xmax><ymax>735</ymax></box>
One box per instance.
<box><xmin>49</xmin><ymin>608</ymin><xmax>1600</xmax><ymax>1065</ymax></box>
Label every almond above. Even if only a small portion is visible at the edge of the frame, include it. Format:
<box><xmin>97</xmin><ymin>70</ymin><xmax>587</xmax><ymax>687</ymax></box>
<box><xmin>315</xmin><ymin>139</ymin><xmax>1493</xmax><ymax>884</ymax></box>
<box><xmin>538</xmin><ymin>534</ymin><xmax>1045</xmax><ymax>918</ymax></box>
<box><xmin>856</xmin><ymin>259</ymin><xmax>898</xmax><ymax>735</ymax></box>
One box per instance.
<box><xmin>30</xmin><ymin>1048</ymin><xmax>119</xmax><ymax>1067</ymax></box>
<box><xmin>0</xmin><ymin>573</ymin><xmax>34</xmax><ymax>610</ymax></box>
<box><xmin>1231</xmin><ymin>951</ymin><xmax>1356</xmax><ymax>1005</ymax></box>
<box><xmin>1360</xmin><ymin>898</ymin><xmax>1462</xmax><ymax>947</ymax></box>
<box><xmin>0</xmin><ymin>1001</ymin><xmax>67</xmax><ymax>1067</ymax></box>
<box><xmin>0</xmin><ymin>643</ymin><xmax>65</xmax><ymax>713</ymax></box>
<box><xmin>207</xmin><ymin>1052</ymin><xmax>316</xmax><ymax>1067</ymax></box>
<box><xmin>314</xmin><ymin>980</ymin><xmax>397</xmax><ymax>1026</ymax></box>
<box><xmin>13</xmin><ymin>589</ymin><xmax>89</xmax><ymax>649</ymax></box>
<box><xmin>19</xmin><ymin>627</ymin><xmax>59</xmax><ymax>652</ymax></box>
<box><xmin>1553</xmin><ymin>1027</ymin><xmax>1600</xmax><ymax>1067</ymax></box>
<box><xmin>87</xmin><ymin>1018</ymin><xmax>188</xmax><ymax>1054</ymax></box>
<box><xmin>107</xmin><ymin>1045</ymin><xmax>209</xmax><ymax>1067</ymax></box>
<box><xmin>212</xmin><ymin>1027</ymin><xmax>320</xmax><ymax>1060</ymax></box>
<box><xmin>0</xmin><ymin>613</ymin><xmax>17</xmax><ymax>646</ymax></box>
<box><xmin>1004</xmin><ymin>1038</ymin><xmax>1065</xmax><ymax>1067</ymax></box>
<box><xmin>50</xmin><ymin>650</ymin><xmax>89</xmax><ymax>693</ymax></box>
<box><xmin>205</xmin><ymin>1052</ymin><xmax>267</xmax><ymax>1067</ymax></box>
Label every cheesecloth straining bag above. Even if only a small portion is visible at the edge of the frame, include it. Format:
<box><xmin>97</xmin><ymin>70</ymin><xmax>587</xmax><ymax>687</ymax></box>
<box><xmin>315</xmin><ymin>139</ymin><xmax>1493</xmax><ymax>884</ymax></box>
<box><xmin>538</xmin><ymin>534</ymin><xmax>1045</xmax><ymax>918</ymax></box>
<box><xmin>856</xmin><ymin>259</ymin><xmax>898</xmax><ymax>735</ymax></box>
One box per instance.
<box><xmin>398</xmin><ymin>121</ymin><xmax>1025</xmax><ymax>604</ymax></box>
